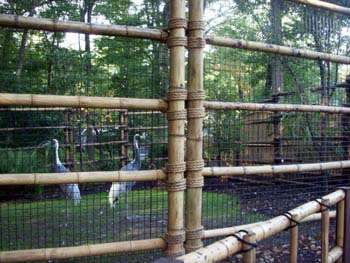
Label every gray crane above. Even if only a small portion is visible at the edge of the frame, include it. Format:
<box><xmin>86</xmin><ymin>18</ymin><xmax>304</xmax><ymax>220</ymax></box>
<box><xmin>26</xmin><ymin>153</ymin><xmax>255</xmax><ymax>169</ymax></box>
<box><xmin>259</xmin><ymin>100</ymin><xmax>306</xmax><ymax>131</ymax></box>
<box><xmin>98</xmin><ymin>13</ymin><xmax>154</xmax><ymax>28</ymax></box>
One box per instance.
<box><xmin>51</xmin><ymin>139</ymin><xmax>81</xmax><ymax>205</ymax></box>
<box><xmin>108</xmin><ymin>133</ymin><xmax>148</xmax><ymax>218</ymax></box>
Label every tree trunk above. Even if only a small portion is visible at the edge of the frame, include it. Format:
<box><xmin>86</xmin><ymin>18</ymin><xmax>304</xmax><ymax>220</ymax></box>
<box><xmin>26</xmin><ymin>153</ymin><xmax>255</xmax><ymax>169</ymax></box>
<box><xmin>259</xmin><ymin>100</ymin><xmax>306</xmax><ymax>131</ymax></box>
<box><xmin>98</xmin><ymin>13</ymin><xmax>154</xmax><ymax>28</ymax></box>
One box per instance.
<box><xmin>270</xmin><ymin>0</ymin><xmax>284</xmax><ymax>164</ymax></box>
<box><xmin>81</xmin><ymin>0</ymin><xmax>96</xmax><ymax>164</ymax></box>
<box><xmin>16</xmin><ymin>29</ymin><xmax>29</xmax><ymax>84</ymax></box>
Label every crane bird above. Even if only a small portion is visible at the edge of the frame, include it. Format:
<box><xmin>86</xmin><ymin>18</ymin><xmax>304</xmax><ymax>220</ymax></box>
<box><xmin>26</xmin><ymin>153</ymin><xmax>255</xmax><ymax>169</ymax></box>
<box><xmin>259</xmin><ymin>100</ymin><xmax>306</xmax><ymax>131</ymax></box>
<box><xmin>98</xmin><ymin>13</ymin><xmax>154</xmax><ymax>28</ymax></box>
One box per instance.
<box><xmin>51</xmin><ymin>139</ymin><xmax>81</xmax><ymax>205</ymax></box>
<box><xmin>108</xmin><ymin>133</ymin><xmax>148</xmax><ymax>216</ymax></box>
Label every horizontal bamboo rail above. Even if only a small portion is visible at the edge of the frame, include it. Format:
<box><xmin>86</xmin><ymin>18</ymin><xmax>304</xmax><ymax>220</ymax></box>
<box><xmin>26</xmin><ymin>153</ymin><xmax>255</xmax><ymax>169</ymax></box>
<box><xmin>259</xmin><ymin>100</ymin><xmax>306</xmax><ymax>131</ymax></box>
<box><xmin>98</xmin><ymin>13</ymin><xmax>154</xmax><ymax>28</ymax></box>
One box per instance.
<box><xmin>0</xmin><ymin>238</ymin><xmax>166</xmax><ymax>263</ymax></box>
<box><xmin>2</xmin><ymin>160</ymin><xmax>347</xmax><ymax>185</ymax></box>
<box><xmin>202</xmin><ymin>160</ymin><xmax>350</xmax><ymax>177</ymax></box>
<box><xmin>294</xmin><ymin>0</ymin><xmax>350</xmax><ymax>16</ymax></box>
<box><xmin>206</xmin><ymin>36</ymin><xmax>350</xmax><ymax>64</ymax></box>
<box><xmin>0</xmin><ymin>93</ymin><xmax>167</xmax><ymax>111</ymax></box>
<box><xmin>328</xmin><ymin>246</ymin><xmax>343</xmax><ymax>263</ymax></box>
<box><xmin>0</xmin><ymin>170</ymin><xmax>166</xmax><ymax>185</ymax></box>
<box><xmin>178</xmin><ymin>190</ymin><xmax>345</xmax><ymax>263</ymax></box>
<box><xmin>203</xmin><ymin>211</ymin><xmax>336</xmax><ymax>239</ymax></box>
<box><xmin>5</xmin><ymin>93</ymin><xmax>350</xmax><ymax>115</ymax></box>
<box><xmin>204</xmin><ymin>101</ymin><xmax>350</xmax><ymax>114</ymax></box>
<box><xmin>0</xmin><ymin>14</ymin><xmax>166</xmax><ymax>42</ymax></box>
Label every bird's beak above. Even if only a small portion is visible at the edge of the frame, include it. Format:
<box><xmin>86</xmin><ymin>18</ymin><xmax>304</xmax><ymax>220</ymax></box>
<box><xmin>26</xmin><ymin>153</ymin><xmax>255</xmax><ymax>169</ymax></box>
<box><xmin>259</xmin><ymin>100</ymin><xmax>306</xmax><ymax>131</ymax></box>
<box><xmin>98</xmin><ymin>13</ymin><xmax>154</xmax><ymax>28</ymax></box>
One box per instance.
<box><xmin>38</xmin><ymin>140</ymin><xmax>51</xmax><ymax>148</ymax></box>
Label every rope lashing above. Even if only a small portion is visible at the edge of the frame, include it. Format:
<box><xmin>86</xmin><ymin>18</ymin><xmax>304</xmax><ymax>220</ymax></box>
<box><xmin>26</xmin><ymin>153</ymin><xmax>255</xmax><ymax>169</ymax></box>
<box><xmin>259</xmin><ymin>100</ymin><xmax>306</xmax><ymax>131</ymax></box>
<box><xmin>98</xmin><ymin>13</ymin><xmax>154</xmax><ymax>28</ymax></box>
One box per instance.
<box><xmin>232</xmin><ymin>230</ymin><xmax>258</xmax><ymax>253</ymax></box>
<box><xmin>315</xmin><ymin>199</ymin><xmax>332</xmax><ymax>212</ymax></box>
<box><xmin>282</xmin><ymin>212</ymin><xmax>300</xmax><ymax>231</ymax></box>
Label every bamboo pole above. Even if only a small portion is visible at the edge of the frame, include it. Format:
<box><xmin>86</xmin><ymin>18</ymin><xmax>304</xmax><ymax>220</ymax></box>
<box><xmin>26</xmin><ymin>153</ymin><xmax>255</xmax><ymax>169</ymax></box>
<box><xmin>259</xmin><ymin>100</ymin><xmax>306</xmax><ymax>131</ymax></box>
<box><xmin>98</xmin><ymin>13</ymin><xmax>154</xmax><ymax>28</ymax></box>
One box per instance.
<box><xmin>185</xmin><ymin>0</ymin><xmax>205</xmax><ymax>253</ymax></box>
<box><xmin>0</xmin><ymin>14</ymin><xmax>167</xmax><ymax>42</ymax></box>
<box><xmin>202</xmin><ymin>160</ymin><xmax>350</xmax><ymax>177</ymax></box>
<box><xmin>329</xmin><ymin>247</ymin><xmax>344</xmax><ymax>263</ymax></box>
<box><xmin>321</xmin><ymin>198</ymin><xmax>330</xmax><ymax>263</ymax></box>
<box><xmin>204</xmin><ymin>101</ymin><xmax>350</xmax><ymax>114</ymax></box>
<box><xmin>242</xmin><ymin>231</ymin><xmax>256</xmax><ymax>263</ymax></box>
<box><xmin>202</xmin><ymin>211</ymin><xmax>336</xmax><ymax>240</ymax></box>
<box><xmin>0</xmin><ymin>238</ymin><xmax>166</xmax><ymax>263</ymax></box>
<box><xmin>165</xmin><ymin>0</ymin><xmax>187</xmax><ymax>257</ymax></box>
<box><xmin>293</xmin><ymin>0</ymin><xmax>350</xmax><ymax>16</ymax></box>
<box><xmin>6</xmin><ymin>93</ymin><xmax>350</xmax><ymax>114</ymax></box>
<box><xmin>0</xmin><ymin>93</ymin><xmax>167</xmax><ymax>111</ymax></box>
<box><xmin>0</xmin><ymin>170</ymin><xmax>166</xmax><ymax>185</ymax></box>
<box><xmin>341</xmin><ymin>187</ymin><xmax>350</xmax><ymax>263</ymax></box>
<box><xmin>205</xmin><ymin>36</ymin><xmax>350</xmax><ymax>64</ymax></box>
<box><xmin>336</xmin><ymin>197</ymin><xmax>345</xmax><ymax>263</ymax></box>
<box><xmin>178</xmin><ymin>190</ymin><xmax>345</xmax><ymax>263</ymax></box>
<box><xmin>289</xmin><ymin>213</ymin><xmax>299</xmax><ymax>263</ymax></box>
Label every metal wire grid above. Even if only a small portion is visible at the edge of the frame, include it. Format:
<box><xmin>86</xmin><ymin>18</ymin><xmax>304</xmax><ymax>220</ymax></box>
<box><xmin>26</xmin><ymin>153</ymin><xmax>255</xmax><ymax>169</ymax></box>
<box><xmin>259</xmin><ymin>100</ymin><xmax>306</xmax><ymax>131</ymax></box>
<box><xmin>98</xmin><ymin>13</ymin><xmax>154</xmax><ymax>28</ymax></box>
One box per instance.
<box><xmin>204</xmin><ymin>110</ymin><xmax>349</xmax><ymax>165</ymax></box>
<box><xmin>204</xmin><ymin>48</ymin><xmax>350</xmax><ymax>105</ymax></box>
<box><xmin>0</xmin><ymin>106</ymin><xmax>168</xmax><ymax>262</ymax></box>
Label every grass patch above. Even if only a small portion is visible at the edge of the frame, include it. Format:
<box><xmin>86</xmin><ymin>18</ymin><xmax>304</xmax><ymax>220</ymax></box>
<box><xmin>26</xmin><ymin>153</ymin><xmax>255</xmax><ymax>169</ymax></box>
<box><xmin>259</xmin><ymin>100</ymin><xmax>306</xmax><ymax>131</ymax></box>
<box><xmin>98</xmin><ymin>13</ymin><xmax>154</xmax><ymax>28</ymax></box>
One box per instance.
<box><xmin>0</xmin><ymin>189</ymin><xmax>263</xmax><ymax>251</ymax></box>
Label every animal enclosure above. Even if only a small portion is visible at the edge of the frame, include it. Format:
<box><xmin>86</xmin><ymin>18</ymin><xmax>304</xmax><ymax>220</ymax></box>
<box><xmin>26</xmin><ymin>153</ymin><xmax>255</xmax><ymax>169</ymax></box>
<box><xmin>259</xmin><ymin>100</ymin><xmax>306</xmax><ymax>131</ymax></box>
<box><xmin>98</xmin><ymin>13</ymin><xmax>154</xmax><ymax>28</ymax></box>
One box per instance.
<box><xmin>1</xmin><ymin>0</ymin><xmax>350</xmax><ymax>262</ymax></box>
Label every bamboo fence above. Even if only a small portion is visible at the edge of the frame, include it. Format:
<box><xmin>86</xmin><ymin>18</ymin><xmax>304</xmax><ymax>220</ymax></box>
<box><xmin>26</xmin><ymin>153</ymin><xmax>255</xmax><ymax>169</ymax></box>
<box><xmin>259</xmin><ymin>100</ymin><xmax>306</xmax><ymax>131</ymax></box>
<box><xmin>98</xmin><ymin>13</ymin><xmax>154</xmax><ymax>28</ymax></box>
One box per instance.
<box><xmin>0</xmin><ymin>0</ymin><xmax>350</xmax><ymax>262</ymax></box>
<box><xmin>0</xmin><ymin>93</ymin><xmax>167</xmax><ymax>111</ymax></box>
<box><xmin>204</xmin><ymin>101</ymin><xmax>350</xmax><ymax>113</ymax></box>
<box><xmin>0</xmin><ymin>238</ymin><xmax>166</xmax><ymax>263</ymax></box>
<box><xmin>5</xmin><ymin>93</ymin><xmax>350</xmax><ymax>114</ymax></box>
<box><xmin>0</xmin><ymin>14</ymin><xmax>167</xmax><ymax>42</ymax></box>
<box><xmin>205</xmin><ymin>36</ymin><xmax>350</xmax><ymax>64</ymax></box>
<box><xmin>2</xmin><ymin>159</ymin><xmax>349</xmax><ymax>185</ymax></box>
<box><xmin>202</xmin><ymin>160</ymin><xmax>350</xmax><ymax>177</ymax></box>
<box><xmin>185</xmin><ymin>0</ymin><xmax>205</xmax><ymax>253</ymax></box>
<box><xmin>202</xmin><ymin>211</ymin><xmax>336</xmax><ymax>239</ymax></box>
<box><xmin>294</xmin><ymin>0</ymin><xmax>350</xmax><ymax>16</ymax></box>
<box><xmin>164</xmin><ymin>0</ymin><xmax>187</xmax><ymax>257</ymax></box>
<box><xmin>178</xmin><ymin>189</ymin><xmax>346</xmax><ymax>263</ymax></box>
<box><xmin>0</xmin><ymin>170</ymin><xmax>166</xmax><ymax>185</ymax></box>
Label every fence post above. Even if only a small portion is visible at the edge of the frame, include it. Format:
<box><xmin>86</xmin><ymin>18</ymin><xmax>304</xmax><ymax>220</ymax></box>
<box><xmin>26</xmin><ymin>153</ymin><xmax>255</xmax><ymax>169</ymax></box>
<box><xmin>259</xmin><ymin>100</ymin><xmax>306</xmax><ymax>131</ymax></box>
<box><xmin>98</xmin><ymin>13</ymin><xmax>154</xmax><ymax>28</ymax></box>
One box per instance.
<box><xmin>165</xmin><ymin>0</ymin><xmax>187</xmax><ymax>257</ymax></box>
<box><xmin>321</xmin><ymin>198</ymin><xmax>330</xmax><ymax>263</ymax></box>
<box><xmin>185</xmin><ymin>0</ymin><xmax>205</xmax><ymax>253</ymax></box>
<box><xmin>336</xmin><ymin>192</ymin><xmax>345</xmax><ymax>263</ymax></box>
<box><xmin>341</xmin><ymin>187</ymin><xmax>350</xmax><ymax>263</ymax></box>
<box><xmin>242</xmin><ymin>231</ymin><xmax>257</xmax><ymax>263</ymax></box>
<box><xmin>289</xmin><ymin>213</ymin><xmax>299</xmax><ymax>263</ymax></box>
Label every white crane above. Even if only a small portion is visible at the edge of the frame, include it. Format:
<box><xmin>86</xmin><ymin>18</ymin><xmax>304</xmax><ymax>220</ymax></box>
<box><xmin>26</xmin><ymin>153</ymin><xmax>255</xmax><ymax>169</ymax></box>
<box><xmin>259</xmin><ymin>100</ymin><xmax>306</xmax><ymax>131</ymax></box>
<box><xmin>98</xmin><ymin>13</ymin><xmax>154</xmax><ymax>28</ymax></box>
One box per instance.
<box><xmin>108</xmin><ymin>133</ymin><xmax>148</xmax><ymax>218</ymax></box>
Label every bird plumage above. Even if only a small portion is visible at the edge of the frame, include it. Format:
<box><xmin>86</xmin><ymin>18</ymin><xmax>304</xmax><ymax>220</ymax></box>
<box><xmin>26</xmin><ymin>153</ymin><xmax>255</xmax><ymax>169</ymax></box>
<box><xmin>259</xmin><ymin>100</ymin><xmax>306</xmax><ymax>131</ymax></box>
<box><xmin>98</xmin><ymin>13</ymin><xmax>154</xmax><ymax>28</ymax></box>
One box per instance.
<box><xmin>51</xmin><ymin>139</ymin><xmax>81</xmax><ymax>205</ymax></box>
<box><xmin>108</xmin><ymin>134</ymin><xmax>146</xmax><ymax>208</ymax></box>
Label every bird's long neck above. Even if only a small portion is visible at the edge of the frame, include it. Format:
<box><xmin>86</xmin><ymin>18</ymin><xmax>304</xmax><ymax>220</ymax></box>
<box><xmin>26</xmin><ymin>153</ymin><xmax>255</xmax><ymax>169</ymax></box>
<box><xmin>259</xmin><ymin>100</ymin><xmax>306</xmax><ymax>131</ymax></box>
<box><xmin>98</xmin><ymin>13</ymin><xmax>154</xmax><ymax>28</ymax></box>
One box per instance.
<box><xmin>133</xmin><ymin>137</ymin><xmax>141</xmax><ymax>167</ymax></box>
<box><xmin>54</xmin><ymin>145</ymin><xmax>62</xmax><ymax>165</ymax></box>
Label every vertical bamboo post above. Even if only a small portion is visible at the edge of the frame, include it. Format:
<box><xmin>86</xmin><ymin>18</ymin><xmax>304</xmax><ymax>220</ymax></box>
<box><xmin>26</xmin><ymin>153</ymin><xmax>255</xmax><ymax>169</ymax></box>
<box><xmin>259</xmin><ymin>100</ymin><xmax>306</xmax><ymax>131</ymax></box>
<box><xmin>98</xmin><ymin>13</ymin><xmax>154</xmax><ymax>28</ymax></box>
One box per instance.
<box><xmin>289</xmin><ymin>213</ymin><xmax>299</xmax><ymax>263</ymax></box>
<box><xmin>321</xmin><ymin>198</ymin><xmax>330</xmax><ymax>263</ymax></box>
<box><xmin>120</xmin><ymin>110</ymin><xmax>128</xmax><ymax>167</ymax></box>
<box><xmin>336</xmin><ymin>193</ymin><xmax>345</xmax><ymax>263</ymax></box>
<box><xmin>341</xmin><ymin>187</ymin><xmax>350</xmax><ymax>263</ymax></box>
<box><xmin>242</xmin><ymin>231</ymin><xmax>256</xmax><ymax>263</ymax></box>
<box><xmin>165</xmin><ymin>0</ymin><xmax>187</xmax><ymax>257</ymax></box>
<box><xmin>185</xmin><ymin>0</ymin><xmax>206</xmax><ymax>253</ymax></box>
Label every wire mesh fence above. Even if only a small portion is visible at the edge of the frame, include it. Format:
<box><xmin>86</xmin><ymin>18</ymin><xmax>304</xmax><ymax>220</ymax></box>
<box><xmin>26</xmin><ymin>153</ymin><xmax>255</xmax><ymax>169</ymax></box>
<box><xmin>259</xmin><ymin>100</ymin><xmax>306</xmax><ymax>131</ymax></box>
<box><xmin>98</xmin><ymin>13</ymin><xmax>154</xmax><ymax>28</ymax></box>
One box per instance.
<box><xmin>0</xmin><ymin>0</ymin><xmax>350</xmax><ymax>262</ymax></box>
